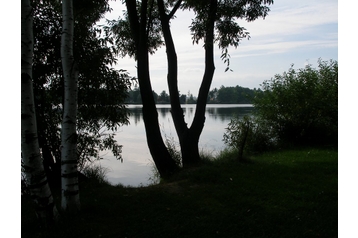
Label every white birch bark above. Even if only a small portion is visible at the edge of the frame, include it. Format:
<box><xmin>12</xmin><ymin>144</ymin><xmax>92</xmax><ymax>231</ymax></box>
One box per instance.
<box><xmin>21</xmin><ymin>0</ymin><xmax>58</xmax><ymax>224</ymax></box>
<box><xmin>61</xmin><ymin>0</ymin><xmax>80</xmax><ymax>212</ymax></box>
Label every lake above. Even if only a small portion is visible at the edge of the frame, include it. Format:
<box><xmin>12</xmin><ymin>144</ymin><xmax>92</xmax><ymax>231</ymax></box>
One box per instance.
<box><xmin>98</xmin><ymin>104</ymin><xmax>254</xmax><ymax>187</ymax></box>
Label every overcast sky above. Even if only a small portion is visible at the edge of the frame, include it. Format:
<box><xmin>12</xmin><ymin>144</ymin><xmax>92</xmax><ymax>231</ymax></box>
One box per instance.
<box><xmin>100</xmin><ymin>0</ymin><xmax>338</xmax><ymax>95</ymax></box>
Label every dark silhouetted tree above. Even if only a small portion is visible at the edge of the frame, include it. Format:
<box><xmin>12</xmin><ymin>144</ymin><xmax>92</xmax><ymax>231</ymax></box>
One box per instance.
<box><xmin>158</xmin><ymin>0</ymin><xmax>273</xmax><ymax>166</ymax></box>
<box><xmin>121</xmin><ymin>0</ymin><xmax>179</xmax><ymax>177</ymax></box>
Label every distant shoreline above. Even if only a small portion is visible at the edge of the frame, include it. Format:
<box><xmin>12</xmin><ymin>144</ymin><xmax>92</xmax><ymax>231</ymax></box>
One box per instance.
<box><xmin>126</xmin><ymin>103</ymin><xmax>254</xmax><ymax>108</ymax></box>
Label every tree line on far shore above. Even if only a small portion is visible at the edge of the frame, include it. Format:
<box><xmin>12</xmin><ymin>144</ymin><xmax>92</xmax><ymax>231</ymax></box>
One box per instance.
<box><xmin>126</xmin><ymin>85</ymin><xmax>261</xmax><ymax>104</ymax></box>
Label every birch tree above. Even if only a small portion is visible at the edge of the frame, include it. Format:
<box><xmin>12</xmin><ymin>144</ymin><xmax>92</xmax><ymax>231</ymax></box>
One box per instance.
<box><xmin>32</xmin><ymin>0</ymin><xmax>131</xmax><ymax>189</ymax></box>
<box><xmin>61</xmin><ymin>0</ymin><xmax>80</xmax><ymax>212</ymax></box>
<box><xmin>21</xmin><ymin>0</ymin><xmax>58</xmax><ymax>224</ymax></box>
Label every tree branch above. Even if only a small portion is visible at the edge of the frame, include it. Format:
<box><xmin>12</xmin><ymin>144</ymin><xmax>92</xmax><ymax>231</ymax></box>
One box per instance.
<box><xmin>168</xmin><ymin>0</ymin><xmax>183</xmax><ymax>19</ymax></box>
<box><xmin>125</xmin><ymin>0</ymin><xmax>140</xmax><ymax>45</ymax></box>
<box><xmin>146</xmin><ymin>0</ymin><xmax>155</xmax><ymax>38</ymax></box>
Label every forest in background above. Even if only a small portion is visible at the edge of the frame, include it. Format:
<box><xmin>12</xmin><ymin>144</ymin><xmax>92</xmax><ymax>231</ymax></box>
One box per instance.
<box><xmin>126</xmin><ymin>85</ymin><xmax>261</xmax><ymax>104</ymax></box>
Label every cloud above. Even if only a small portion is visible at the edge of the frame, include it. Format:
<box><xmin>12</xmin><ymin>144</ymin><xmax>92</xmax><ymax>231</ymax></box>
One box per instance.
<box><xmin>244</xmin><ymin>0</ymin><xmax>338</xmax><ymax>38</ymax></box>
<box><xmin>228</xmin><ymin>39</ymin><xmax>338</xmax><ymax>58</ymax></box>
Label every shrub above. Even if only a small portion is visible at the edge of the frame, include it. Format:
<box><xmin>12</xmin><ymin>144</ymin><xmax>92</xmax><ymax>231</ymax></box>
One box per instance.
<box><xmin>245</xmin><ymin>117</ymin><xmax>277</xmax><ymax>153</ymax></box>
<box><xmin>223</xmin><ymin>115</ymin><xmax>275</xmax><ymax>159</ymax></box>
<box><xmin>253</xmin><ymin>59</ymin><xmax>338</xmax><ymax>146</ymax></box>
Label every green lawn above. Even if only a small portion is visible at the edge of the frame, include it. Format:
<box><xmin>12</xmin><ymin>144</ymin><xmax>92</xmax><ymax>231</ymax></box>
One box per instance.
<box><xmin>22</xmin><ymin>147</ymin><xmax>338</xmax><ymax>238</ymax></box>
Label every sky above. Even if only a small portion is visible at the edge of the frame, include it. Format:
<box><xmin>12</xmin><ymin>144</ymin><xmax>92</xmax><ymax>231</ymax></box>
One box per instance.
<box><xmin>99</xmin><ymin>0</ymin><xmax>338</xmax><ymax>96</ymax></box>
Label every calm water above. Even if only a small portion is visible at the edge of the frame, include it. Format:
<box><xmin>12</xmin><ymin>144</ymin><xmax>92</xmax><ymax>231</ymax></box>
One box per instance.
<box><xmin>98</xmin><ymin>104</ymin><xmax>253</xmax><ymax>187</ymax></box>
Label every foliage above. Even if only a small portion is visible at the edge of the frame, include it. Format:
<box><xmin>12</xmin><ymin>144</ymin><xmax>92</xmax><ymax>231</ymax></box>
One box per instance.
<box><xmin>208</xmin><ymin>85</ymin><xmax>259</xmax><ymax>104</ymax></box>
<box><xmin>103</xmin><ymin>1</ymin><xmax>165</xmax><ymax>59</ymax></box>
<box><xmin>223</xmin><ymin>59</ymin><xmax>338</xmax><ymax>155</ymax></box>
<box><xmin>253</xmin><ymin>59</ymin><xmax>338</xmax><ymax>146</ymax></box>
<box><xmin>158</xmin><ymin>90</ymin><xmax>170</xmax><ymax>103</ymax></box>
<box><xmin>182</xmin><ymin>0</ymin><xmax>274</xmax><ymax>71</ymax></box>
<box><xmin>244</xmin><ymin>117</ymin><xmax>277</xmax><ymax>152</ymax></box>
<box><xmin>223</xmin><ymin>115</ymin><xmax>252</xmax><ymax>158</ymax></box>
<box><xmin>223</xmin><ymin>115</ymin><xmax>275</xmax><ymax>158</ymax></box>
<box><xmin>32</xmin><ymin>0</ymin><xmax>132</xmax><ymax>187</ymax></box>
<box><xmin>126</xmin><ymin>88</ymin><xmax>188</xmax><ymax>104</ymax></box>
<box><xmin>125</xmin><ymin>86</ymin><xmax>142</xmax><ymax>103</ymax></box>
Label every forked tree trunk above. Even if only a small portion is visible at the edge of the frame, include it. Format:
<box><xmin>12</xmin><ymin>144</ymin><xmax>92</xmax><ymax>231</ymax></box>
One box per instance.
<box><xmin>125</xmin><ymin>0</ymin><xmax>178</xmax><ymax>178</ymax></box>
<box><xmin>21</xmin><ymin>0</ymin><xmax>58</xmax><ymax>225</ymax></box>
<box><xmin>60</xmin><ymin>0</ymin><xmax>80</xmax><ymax>212</ymax></box>
<box><xmin>158</xmin><ymin>0</ymin><xmax>217</xmax><ymax>167</ymax></box>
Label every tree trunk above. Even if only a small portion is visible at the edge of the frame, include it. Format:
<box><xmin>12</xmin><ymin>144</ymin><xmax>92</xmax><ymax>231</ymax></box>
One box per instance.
<box><xmin>125</xmin><ymin>0</ymin><xmax>178</xmax><ymax>178</ymax></box>
<box><xmin>60</xmin><ymin>0</ymin><xmax>80</xmax><ymax>212</ymax></box>
<box><xmin>158</xmin><ymin>0</ymin><xmax>217</xmax><ymax>167</ymax></box>
<box><xmin>157</xmin><ymin>0</ymin><xmax>190</xmax><ymax>164</ymax></box>
<box><xmin>189</xmin><ymin>0</ymin><xmax>217</xmax><ymax>163</ymax></box>
<box><xmin>21</xmin><ymin>0</ymin><xmax>58</xmax><ymax>225</ymax></box>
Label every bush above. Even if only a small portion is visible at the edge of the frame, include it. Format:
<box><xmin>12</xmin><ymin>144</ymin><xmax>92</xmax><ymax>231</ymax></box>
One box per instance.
<box><xmin>245</xmin><ymin>117</ymin><xmax>277</xmax><ymax>152</ymax></box>
<box><xmin>253</xmin><ymin>59</ymin><xmax>338</xmax><ymax>146</ymax></box>
<box><xmin>223</xmin><ymin>115</ymin><xmax>276</xmax><ymax>159</ymax></box>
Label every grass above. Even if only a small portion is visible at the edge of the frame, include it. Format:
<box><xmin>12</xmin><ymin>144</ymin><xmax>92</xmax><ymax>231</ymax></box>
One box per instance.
<box><xmin>22</xmin><ymin>147</ymin><xmax>338</xmax><ymax>238</ymax></box>
<box><xmin>81</xmin><ymin>163</ymin><xmax>111</xmax><ymax>185</ymax></box>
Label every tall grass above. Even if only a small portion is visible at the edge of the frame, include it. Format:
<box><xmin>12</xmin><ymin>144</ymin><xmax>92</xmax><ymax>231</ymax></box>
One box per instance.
<box><xmin>81</xmin><ymin>163</ymin><xmax>110</xmax><ymax>185</ymax></box>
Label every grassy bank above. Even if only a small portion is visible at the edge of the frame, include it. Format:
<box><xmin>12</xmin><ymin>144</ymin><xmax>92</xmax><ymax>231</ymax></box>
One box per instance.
<box><xmin>22</xmin><ymin>147</ymin><xmax>338</xmax><ymax>238</ymax></box>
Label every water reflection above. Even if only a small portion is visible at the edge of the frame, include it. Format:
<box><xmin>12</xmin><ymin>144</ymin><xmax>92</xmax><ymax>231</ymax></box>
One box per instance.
<box><xmin>100</xmin><ymin>104</ymin><xmax>253</xmax><ymax>187</ymax></box>
<box><xmin>128</xmin><ymin>107</ymin><xmax>143</xmax><ymax>125</ymax></box>
<box><xmin>206</xmin><ymin>106</ymin><xmax>254</xmax><ymax>122</ymax></box>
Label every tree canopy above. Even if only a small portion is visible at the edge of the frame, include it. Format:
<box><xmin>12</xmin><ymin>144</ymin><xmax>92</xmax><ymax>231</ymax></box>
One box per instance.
<box><xmin>183</xmin><ymin>0</ymin><xmax>273</xmax><ymax>71</ymax></box>
<box><xmin>31</xmin><ymin>0</ymin><xmax>132</xmax><ymax>187</ymax></box>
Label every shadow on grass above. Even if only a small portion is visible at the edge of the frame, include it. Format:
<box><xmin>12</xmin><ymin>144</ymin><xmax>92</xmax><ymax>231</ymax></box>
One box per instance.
<box><xmin>22</xmin><ymin>147</ymin><xmax>338</xmax><ymax>238</ymax></box>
